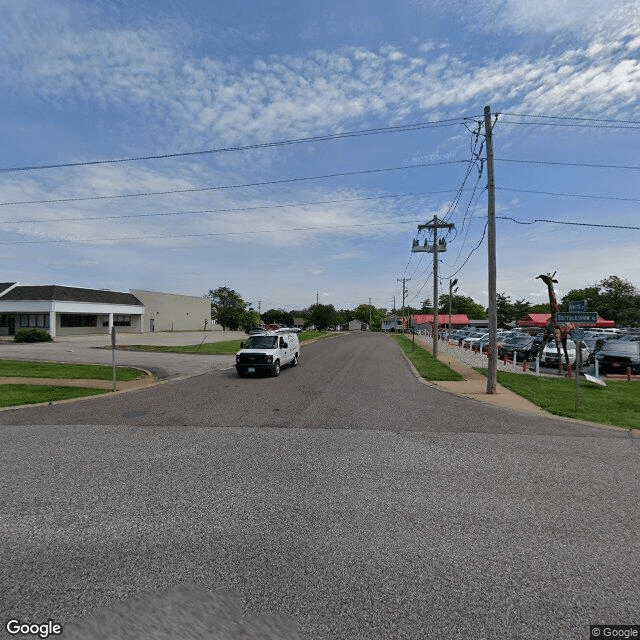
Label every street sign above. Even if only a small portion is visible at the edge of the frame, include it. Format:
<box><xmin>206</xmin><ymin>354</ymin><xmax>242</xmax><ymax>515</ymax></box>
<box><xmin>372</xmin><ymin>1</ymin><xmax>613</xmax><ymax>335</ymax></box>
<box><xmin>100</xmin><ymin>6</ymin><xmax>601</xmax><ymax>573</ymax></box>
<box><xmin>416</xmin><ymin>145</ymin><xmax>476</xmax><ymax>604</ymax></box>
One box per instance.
<box><xmin>571</xmin><ymin>328</ymin><xmax>585</xmax><ymax>342</ymax></box>
<box><xmin>568</xmin><ymin>300</ymin><xmax>587</xmax><ymax>312</ymax></box>
<box><xmin>556</xmin><ymin>312</ymin><xmax>598</xmax><ymax>324</ymax></box>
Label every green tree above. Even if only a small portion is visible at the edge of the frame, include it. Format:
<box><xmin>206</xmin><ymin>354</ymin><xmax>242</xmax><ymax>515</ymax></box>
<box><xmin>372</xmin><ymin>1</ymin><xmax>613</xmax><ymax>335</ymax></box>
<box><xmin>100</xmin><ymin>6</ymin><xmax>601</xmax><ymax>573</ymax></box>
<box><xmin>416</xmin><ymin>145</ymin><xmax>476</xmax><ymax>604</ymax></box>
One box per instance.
<box><xmin>305</xmin><ymin>303</ymin><xmax>339</xmax><ymax>331</ymax></box>
<box><xmin>495</xmin><ymin>294</ymin><xmax>531</xmax><ymax>328</ymax></box>
<box><xmin>562</xmin><ymin>276</ymin><xmax>640</xmax><ymax>326</ymax></box>
<box><xmin>261</xmin><ymin>308</ymin><xmax>294</xmax><ymax>326</ymax></box>
<box><xmin>206</xmin><ymin>286</ymin><xmax>248</xmax><ymax>330</ymax></box>
<box><xmin>352</xmin><ymin>304</ymin><xmax>386</xmax><ymax>331</ymax></box>
<box><xmin>438</xmin><ymin>294</ymin><xmax>487</xmax><ymax>320</ymax></box>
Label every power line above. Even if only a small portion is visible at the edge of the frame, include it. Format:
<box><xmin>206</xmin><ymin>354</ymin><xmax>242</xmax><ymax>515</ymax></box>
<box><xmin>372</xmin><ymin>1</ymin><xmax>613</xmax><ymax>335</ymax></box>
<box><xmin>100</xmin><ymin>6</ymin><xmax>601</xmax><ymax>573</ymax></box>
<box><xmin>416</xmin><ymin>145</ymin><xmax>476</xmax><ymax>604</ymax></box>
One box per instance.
<box><xmin>0</xmin><ymin>117</ymin><xmax>475</xmax><ymax>173</ymax></box>
<box><xmin>496</xmin><ymin>216</ymin><xmax>640</xmax><ymax>231</ymax></box>
<box><xmin>497</xmin><ymin>187</ymin><xmax>640</xmax><ymax>203</ymax></box>
<box><xmin>0</xmin><ymin>160</ymin><xmax>467</xmax><ymax>207</ymax></box>
<box><xmin>0</xmin><ymin>189</ymin><xmax>467</xmax><ymax>225</ymax></box>
<box><xmin>496</xmin><ymin>158</ymin><xmax>640</xmax><ymax>170</ymax></box>
<box><xmin>0</xmin><ymin>218</ymin><xmax>425</xmax><ymax>245</ymax></box>
<box><xmin>499</xmin><ymin>112</ymin><xmax>640</xmax><ymax>126</ymax></box>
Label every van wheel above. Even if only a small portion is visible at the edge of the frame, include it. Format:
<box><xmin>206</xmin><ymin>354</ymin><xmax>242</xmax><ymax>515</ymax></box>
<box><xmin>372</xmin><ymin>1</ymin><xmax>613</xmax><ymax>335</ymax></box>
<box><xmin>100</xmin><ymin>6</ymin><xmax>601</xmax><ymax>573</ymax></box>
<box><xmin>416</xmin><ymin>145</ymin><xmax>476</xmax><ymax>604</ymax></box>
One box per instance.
<box><xmin>291</xmin><ymin>353</ymin><xmax>299</xmax><ymax>367</ymax></box>
<box><xmin>272</xmin><ymin>361</ymin><xmax>280</xmax><ymax>376</ymax></box>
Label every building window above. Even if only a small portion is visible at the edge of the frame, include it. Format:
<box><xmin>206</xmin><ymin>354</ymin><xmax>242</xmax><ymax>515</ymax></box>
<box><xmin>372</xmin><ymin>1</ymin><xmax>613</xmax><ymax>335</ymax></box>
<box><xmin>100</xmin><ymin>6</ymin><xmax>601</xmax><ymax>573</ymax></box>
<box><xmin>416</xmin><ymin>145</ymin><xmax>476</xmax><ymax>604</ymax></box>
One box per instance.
<box><xmin>113</xmin><ymin>314</ymin><xmax>131</xmax><ymax>327</ymax></box>
<box><xmin>60</xmin><ymin>314</ymin><xmax>97</xmax><ymax>328</ymax></box>
<box><xmin>0</xmin><ymin>315</ymin><xmax>7</xmax><ymax>327</ymax></box>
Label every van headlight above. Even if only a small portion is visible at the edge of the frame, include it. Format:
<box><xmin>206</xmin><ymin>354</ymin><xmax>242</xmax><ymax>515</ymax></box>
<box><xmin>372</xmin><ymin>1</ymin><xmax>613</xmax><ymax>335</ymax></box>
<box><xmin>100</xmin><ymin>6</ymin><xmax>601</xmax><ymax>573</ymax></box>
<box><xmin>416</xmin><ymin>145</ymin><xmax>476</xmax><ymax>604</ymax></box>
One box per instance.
<box><xmin>266</xmin><ymin>355</ymin><xmax>273</xmax><ymax>363</ymax></box>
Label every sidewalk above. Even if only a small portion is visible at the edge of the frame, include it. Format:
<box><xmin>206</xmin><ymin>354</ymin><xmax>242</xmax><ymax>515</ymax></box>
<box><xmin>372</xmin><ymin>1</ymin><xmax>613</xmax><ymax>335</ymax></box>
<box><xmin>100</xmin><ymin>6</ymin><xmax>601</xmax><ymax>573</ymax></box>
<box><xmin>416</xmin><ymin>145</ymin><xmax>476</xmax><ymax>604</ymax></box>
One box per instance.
<box><xmin>410</xmin><ymin>335</ymin><xmax>548</xmax><ymax>416</ymax></box>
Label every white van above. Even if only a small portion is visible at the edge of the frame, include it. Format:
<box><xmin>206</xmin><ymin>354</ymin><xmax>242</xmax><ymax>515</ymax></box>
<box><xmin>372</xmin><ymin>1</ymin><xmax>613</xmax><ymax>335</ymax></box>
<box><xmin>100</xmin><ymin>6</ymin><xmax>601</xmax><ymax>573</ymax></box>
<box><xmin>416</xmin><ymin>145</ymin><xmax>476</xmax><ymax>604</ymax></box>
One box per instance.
<box><xmin>235</xmin><ymin>329</ymin><xmax>300</xmax><ymax>377</ymax></box>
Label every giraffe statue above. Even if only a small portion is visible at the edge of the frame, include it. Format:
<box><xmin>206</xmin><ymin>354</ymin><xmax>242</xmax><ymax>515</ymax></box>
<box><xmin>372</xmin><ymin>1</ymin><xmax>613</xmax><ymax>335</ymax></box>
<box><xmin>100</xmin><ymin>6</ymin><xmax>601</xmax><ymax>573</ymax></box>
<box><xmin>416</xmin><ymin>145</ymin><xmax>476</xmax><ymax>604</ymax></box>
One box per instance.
<box><xmin>536</xmin><ymin>272</ymin><xmax>575</xmax><ymax>374</ymax></box>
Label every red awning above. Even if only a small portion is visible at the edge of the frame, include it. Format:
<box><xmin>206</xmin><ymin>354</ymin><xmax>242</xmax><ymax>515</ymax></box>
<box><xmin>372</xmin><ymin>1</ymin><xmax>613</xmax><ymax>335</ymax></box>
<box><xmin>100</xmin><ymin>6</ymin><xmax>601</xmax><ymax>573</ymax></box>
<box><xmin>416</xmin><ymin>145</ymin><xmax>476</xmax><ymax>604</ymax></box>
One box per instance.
<box><xmin>517</xmin><ymin>313</ymin><xmax>615</xmax><ymax>328</ymax></box>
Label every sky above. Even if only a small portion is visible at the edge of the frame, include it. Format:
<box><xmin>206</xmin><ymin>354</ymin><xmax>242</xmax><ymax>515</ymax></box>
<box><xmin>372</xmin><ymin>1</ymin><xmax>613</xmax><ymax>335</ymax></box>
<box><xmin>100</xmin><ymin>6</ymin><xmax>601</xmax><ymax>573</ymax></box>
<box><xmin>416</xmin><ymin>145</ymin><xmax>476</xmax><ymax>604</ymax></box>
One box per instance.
<box><xmin>1</xmin><ymin>0</ymin><xmax>639</xmax><ymax>314</ymax></box>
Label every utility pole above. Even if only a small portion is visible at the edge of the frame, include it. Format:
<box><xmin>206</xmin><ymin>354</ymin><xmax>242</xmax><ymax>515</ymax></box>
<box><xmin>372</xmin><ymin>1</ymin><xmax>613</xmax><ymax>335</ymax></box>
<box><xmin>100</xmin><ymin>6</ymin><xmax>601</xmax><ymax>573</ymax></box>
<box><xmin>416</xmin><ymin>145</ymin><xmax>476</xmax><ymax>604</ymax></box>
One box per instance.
<box><xmin>411</xmin><ymin>215</ymin><xmax>454</xmax><ymax>356</ymax></box>
<box><xmin>369</xmin><ymin>296</ymin><xmax>372</xmax><ymax>330</ymax></box>
<box><xmin>316</xmin><ymin>290</ymin><xmax>319</xmax><ymax>305</ymax></box>
<box><xmin>484</xmin><ymin>105</ymin><xmax>498</xmax><ymax>394</ymax></box>
<box><xmin>396</xmin><ymin>278</ymin><xmax>411</xmax><ymax>331</ymax></box>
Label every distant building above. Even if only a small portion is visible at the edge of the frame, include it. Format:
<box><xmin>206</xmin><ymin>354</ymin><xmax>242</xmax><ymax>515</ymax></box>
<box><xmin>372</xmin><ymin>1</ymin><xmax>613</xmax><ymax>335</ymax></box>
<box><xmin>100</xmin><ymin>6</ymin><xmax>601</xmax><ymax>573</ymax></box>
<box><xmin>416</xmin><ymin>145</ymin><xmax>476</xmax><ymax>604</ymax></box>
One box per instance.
<box><xmin>381</xmin><ymin>315</ymin><xmax>403</xmax><ymax>332</ymax></box>
<box><xmin>344</xmin><ymin>319</ymin><xmax>369</xmax><ymax>331</ymax></box>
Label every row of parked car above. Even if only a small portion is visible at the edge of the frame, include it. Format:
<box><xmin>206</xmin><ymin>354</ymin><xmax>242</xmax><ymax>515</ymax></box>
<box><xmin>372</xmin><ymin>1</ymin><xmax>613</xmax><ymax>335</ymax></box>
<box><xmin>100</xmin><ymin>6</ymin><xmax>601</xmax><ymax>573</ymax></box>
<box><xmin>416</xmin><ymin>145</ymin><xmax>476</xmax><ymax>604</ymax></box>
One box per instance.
<box><xmin>442</xmin><ymin>327</ymin><xmax>640</xmax><ymax>373</ymax></box>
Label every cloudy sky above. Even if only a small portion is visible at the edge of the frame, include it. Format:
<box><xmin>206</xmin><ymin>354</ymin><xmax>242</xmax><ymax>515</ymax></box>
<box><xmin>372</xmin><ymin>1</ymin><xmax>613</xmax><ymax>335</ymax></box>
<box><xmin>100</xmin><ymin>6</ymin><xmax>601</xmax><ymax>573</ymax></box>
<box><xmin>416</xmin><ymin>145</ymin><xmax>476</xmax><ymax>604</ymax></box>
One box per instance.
<box><xmin>1</xmin><ymin>0</ymin><xmax>639</xmax><ymax>313</ymax></box>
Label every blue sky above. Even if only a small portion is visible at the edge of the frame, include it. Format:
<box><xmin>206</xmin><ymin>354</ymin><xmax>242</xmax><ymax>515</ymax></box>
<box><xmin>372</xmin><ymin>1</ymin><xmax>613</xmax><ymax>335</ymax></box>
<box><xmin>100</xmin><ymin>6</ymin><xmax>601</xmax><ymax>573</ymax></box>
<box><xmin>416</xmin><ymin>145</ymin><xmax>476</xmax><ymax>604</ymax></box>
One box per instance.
<box><xmin>1</xmin><ymin>0</ymin><xmax>639</xmax><ymax>313</ymax></box>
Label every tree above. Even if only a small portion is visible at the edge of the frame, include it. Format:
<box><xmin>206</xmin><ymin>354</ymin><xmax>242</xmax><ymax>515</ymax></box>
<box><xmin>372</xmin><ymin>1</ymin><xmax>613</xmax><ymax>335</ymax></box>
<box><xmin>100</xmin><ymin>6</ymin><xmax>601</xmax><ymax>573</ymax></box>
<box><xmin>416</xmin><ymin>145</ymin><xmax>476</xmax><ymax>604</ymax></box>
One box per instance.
<box><xmin>305</xmin><ymin>303</ymin><xmax>340</xmax><ymax>331</ymax></box>
<box><xmin>242</xmin><ymin>310</ymin><xmax>262</xmax><ymax>330</ymax></box>
<box><xmin>206</xmin><ymin>286</ymin><xmax>248</xmax><ymax>330</ymax></box>
<box><xmin>562</xmin><ymin>275</ymin><xmax>640</xmax><ymax>327</ymax></box>
<box><xmin>438</xmin><ymin>294</ymin><xmax>487</xmax><ymax>320</ymax></box>
<box><xmin>352</xmin><ymin>304</ymin><xmax>386</xmax><ymax>331</ymax></box>
<box><xmin>261</xmin><ymin>308</ymin><xmax>294</xmax><ymax>326</ymax></box>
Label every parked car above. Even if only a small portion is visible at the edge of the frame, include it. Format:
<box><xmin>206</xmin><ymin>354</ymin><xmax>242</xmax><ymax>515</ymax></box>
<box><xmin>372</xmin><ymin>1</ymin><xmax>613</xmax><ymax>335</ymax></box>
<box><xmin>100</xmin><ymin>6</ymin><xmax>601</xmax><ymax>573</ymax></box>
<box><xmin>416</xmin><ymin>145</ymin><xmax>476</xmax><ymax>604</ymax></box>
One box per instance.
<box><xmin>460</xmin><ymin>331</ymin><xmax>488</xmax><ymax>349</ymax></box>
<box><xmin>541</xmin><ymin>339</ymin><xmax>589</xmax><ymax>367</ymax></box>
<box><xmin>498</xmin><ymin>335</ymin><xmax>543</xmax><ymax>362</ymax></box>
<box><xmin>596</xmin><ymin>340</ymin><xmax>640</xmax><ymax>374</ymax></box>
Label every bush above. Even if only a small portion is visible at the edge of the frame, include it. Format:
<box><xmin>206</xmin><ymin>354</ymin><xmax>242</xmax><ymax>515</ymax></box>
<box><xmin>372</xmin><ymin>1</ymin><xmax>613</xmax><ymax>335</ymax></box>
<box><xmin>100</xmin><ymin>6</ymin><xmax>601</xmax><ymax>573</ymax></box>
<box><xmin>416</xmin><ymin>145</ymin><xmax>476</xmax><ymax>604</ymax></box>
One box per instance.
<box><xmin>13</xmin><ymin>329</ymin><xmax>53</xmax><ymax>343</ymax></box>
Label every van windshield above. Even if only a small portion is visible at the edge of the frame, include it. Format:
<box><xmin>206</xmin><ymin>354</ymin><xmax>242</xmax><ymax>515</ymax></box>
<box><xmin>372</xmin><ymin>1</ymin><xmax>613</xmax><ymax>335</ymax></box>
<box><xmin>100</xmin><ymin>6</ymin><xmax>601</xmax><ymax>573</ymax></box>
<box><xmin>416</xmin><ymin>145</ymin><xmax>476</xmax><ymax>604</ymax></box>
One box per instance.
<box><xmin>245</xmin><ymin>335</ymin><xmax>278</xmax><ymax>349</ymax></box>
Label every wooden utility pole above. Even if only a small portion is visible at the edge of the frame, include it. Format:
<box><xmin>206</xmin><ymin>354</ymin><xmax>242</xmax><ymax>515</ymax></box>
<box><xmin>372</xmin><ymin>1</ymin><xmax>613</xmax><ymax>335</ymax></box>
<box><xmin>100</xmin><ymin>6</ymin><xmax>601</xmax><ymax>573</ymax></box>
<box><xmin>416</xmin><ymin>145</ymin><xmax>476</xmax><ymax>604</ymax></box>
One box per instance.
<box><xmin>397</xmin><ymin>278</ymin><xmax>411</xmax><ymax>331</ymax></box>
<box><xmin>411</xmin><ymin>215</ymin><xmax>454</xmax><ymax>356</ymax></box>
<box><xmin>484</xmin><ymin>105</ymin><xmax>498</xmax><ymax>394</ymax></box>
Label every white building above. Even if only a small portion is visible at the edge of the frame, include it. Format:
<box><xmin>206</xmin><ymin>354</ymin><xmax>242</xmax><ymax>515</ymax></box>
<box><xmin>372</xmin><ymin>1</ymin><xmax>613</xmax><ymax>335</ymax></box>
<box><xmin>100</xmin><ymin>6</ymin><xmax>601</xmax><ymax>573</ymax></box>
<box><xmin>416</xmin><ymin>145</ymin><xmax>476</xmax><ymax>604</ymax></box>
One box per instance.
<box><xmin>0</xmin><ymin>283</ymin><xmax>216</xmax><ymax>337</ymax></box>
<box><xmin>0</xmin><ymin>283</ymin><xmax>144</xmax><ymax>338</ymax></box>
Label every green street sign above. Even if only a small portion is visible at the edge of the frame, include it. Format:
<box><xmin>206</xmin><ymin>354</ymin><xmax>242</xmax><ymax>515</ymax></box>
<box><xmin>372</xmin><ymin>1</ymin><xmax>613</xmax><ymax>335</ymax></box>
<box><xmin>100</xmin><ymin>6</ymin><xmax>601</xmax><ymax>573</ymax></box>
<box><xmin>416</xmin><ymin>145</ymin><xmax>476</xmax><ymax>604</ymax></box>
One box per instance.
<box><xmin>568</xmin><ymin>300</ymin><xmax>587</xmax><ymax>312</ymax></box>
<box><xmin>556</xmin><ymin>312</ymin><xmax>598</xmax><ymax>324</ymax></box>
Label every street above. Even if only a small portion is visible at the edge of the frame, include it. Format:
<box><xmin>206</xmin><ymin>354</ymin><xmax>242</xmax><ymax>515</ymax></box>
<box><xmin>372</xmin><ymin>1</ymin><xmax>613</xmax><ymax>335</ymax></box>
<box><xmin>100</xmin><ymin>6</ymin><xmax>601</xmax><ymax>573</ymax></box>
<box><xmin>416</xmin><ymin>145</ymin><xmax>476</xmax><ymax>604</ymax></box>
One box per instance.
<box><xmin>1</xmin><ymin>332</ymin><xmax>638</xmax><ymax>639</ymax></box>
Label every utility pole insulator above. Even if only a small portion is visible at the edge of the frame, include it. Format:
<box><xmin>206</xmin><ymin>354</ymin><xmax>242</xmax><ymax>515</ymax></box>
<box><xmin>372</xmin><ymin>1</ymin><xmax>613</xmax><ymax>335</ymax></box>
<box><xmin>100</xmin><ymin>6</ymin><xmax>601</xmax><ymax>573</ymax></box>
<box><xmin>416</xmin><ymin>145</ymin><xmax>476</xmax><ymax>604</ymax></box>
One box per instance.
<box><xmin>411</xmin><ymin>215</ymin><xmax>454</xmax><ymax>357</ymax></box>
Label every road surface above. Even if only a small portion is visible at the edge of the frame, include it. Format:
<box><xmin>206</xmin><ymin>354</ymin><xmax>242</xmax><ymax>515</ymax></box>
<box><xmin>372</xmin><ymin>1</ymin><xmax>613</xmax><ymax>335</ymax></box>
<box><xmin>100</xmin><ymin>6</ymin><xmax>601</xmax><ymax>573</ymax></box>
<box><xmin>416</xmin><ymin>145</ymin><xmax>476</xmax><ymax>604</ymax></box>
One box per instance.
<box><xmin>2</xmin><ymin>332</ymin><xmax>638</xmax><ymax>639</ymax></box>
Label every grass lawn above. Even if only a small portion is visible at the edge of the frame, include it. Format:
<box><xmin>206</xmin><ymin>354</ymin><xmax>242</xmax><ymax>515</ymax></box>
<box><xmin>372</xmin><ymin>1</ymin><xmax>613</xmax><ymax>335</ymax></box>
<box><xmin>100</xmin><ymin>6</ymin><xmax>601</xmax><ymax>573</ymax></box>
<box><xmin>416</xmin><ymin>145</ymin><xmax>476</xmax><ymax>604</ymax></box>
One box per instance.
<box><xmin>0</xmin><ymin>384</ymin><xmax>109</xmax><ymax>408</ymax></box>
<box><xmin>480</xmin><ymin>369</ymin><xmax>639</xmax><ymax>430</ymax></box>
<box><xmin>119</xmin><ymin>331</ymin><xmax>334</xmax><ymax>354</ymax></box>
<box><xmin>392</xmin><ymin>334</ymin><xmax>463</xmax><ymax>381</ymax></box>
<box><xmin>0</xmin><ymin>360</ymin><xmax>145</xmax><ymax>381</ymax></box>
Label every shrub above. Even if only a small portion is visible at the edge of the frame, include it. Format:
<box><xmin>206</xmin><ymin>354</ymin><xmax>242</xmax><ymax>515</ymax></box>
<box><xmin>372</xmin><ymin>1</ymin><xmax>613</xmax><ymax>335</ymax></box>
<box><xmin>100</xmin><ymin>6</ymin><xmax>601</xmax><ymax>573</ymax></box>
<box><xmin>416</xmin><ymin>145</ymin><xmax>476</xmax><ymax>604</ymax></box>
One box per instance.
<box><xmin>13</xmin><ymin>328</ymin><xmax>53</xmax><ymax>343</ymax></box>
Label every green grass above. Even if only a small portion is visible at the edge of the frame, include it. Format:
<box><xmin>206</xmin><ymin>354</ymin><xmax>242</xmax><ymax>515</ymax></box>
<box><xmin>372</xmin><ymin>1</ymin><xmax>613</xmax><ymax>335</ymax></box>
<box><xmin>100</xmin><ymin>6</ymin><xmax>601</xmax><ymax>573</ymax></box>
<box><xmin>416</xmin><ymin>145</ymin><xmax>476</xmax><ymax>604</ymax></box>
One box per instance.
<box><xmin>0</xmin><ymin>360</ymin><xmax>145</xmax><ymax>381</ymax></box>
<box><xmin>392</xmin><ymin>334</ymin><xmax>463</xmax><ymax>381</ymax></box>
<box><xmin>119</xmin><ymin>331</ymin><xmax>334</xmax><ymax>354</ymax></box>
<box><xmin>477</xmin><ymin>369</ymin><xmax>639</xmax><ymax>430</ymax></box>
<box><xmin>0</xmin><ymin>384</ymin><xmax>109</xmax><ymax>408</ymax></box>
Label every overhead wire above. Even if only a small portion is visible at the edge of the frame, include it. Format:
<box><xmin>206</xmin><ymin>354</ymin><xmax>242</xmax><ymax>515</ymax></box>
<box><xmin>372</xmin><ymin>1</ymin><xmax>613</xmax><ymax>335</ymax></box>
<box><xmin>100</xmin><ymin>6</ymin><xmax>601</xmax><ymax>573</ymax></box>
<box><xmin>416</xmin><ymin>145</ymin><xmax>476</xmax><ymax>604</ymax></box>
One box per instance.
<box><xmin>0</xmin><ymin>159</ymin><xmax>467</xmax><ymax>207</ymax></box>
<box><xmin>0</xmin><ymin>189</ymin><xmax>471</xmax><ymax>225</ymax></box>
<box><xmin>0</xmin><ymin>117</ymin><xmax>477</xmax><ymax>173</ymax></box>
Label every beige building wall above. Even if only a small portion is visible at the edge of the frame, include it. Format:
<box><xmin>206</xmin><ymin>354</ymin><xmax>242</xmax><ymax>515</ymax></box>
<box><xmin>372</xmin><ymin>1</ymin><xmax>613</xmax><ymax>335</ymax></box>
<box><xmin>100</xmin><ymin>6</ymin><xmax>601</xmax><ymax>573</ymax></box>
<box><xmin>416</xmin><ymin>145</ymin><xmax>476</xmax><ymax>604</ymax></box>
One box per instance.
<box><xmin>131</xmin><ymin>290</ymin><xmax>217</xmax><ymax>332</ymax></box>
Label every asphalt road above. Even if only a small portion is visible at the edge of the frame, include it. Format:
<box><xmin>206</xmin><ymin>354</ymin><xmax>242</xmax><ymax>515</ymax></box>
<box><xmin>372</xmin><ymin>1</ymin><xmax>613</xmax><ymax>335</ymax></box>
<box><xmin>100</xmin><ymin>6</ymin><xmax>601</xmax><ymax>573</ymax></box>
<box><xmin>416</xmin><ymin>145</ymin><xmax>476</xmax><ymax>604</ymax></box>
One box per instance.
<box><xmin>2</xmin><ymin>332</ymin><xmax>639</xmax><ymax>639</ymax></box>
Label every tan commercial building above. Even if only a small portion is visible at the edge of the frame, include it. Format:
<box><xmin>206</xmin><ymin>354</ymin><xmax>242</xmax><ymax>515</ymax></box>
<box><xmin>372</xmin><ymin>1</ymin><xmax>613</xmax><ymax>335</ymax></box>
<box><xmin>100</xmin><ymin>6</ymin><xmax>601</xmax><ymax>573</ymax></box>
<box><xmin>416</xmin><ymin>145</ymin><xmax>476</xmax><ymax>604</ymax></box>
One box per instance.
<box><xmin>130</xmin><ymin>289</ymin><xmax>216</xmax><ymax>333</ymax></box>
